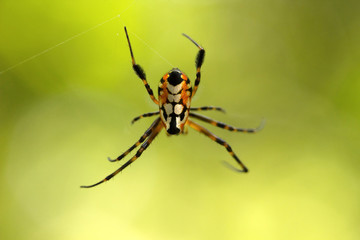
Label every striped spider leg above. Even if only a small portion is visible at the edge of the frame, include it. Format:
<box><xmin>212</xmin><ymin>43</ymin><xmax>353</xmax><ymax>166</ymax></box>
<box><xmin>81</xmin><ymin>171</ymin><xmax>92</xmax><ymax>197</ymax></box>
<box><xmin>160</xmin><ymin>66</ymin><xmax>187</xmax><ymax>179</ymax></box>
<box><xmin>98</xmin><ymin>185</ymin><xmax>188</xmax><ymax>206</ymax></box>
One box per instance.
<box><xmin>186</xmin><ymin>119</ymin><xmax>249</xmax><ymax>172</ymax></box>
<box><xmin>189</xmin><ymin>112</ymin><xmax>265</xmax><ymax>133</ymax></box>
<box><xmin>190</xmin><ymin>106</ymin><xmax>226</xmax><ymax>113</ymax></box>
<box><xmin>131</xmin><ymin>111</ymin><xmax>160</xmax><ymax>124</ymax></box>
<box><xmin>81</xmin><ymin>118</ymin><xmax>162</xmax><ymax>188</ymax></box>
<box><xmin>187</xmin><ymin>114</ymin><xmax>265</xmax><ymax>172</ymax></box>
<box><xmin>182</xmin><ymin>33</ymin><xmax>205</xmax><ymax>98</ymax></box>
<box><xmin>124</xmin><ymin>27</ymin><xmax>158</xmax><ymax>105</ymax></box>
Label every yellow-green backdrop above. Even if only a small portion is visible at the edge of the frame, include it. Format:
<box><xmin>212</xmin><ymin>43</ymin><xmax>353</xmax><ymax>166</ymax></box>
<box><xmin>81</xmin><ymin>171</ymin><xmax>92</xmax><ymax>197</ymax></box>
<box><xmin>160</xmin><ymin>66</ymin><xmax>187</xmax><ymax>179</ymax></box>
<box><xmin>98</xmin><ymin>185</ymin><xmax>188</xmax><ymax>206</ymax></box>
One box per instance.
<box><xmin>1</xmin><ymin>0</ymin><xmax>359</xmax><ymax>239</ymax></box>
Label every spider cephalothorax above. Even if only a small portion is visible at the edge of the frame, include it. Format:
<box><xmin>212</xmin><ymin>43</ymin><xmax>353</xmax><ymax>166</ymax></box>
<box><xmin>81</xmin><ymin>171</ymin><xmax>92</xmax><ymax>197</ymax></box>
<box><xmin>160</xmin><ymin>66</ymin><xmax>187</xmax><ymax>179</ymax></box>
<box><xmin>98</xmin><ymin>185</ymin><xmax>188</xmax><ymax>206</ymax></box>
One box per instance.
<box><xmin>81</xmin><ymin>27</ymin><xmax>263</xmax><ymax>188</ymax></box>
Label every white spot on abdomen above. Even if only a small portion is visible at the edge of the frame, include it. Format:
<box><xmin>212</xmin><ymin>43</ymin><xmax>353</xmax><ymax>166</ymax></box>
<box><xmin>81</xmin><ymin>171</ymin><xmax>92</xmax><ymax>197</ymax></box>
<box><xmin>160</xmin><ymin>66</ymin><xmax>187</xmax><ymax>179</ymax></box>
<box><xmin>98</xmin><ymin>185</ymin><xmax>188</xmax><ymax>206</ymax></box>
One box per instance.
<box><xmin>174</xmin><ymin>104</ymin><xmax>184</xmax><ymax>115</ymax></box>
<box><xmin>167</xmin><ymin>83</ymin><xmax>182</xmax><ymax>94</ymax></box>
<box><xmin>164</xmin><ymin>103</ymin><xmax>173</xmax><ymax>115</ymax></box>
<box><xmin>167</xmin><ymin>93</ymin><xmax>181</xmax><ymax>103</ymax></box>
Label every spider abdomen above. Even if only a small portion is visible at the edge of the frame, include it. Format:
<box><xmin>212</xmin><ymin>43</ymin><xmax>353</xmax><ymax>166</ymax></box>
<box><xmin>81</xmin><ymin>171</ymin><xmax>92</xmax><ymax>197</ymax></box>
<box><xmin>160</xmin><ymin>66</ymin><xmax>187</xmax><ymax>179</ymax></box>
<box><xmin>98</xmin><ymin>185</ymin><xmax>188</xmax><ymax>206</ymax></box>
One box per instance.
<box><xmin>158</xmin><ymin>68</ymin><xmax>192</xmax><ymax>135</ymax></box>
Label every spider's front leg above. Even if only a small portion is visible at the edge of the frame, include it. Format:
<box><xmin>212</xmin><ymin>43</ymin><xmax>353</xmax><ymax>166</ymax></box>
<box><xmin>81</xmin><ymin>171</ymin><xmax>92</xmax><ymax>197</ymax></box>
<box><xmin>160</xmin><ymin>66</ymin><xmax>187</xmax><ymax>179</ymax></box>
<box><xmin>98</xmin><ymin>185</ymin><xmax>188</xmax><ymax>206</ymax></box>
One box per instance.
<box><xmin>182</xmin><ymin>33</ymin><xmax>205</xmax><ymax>97</ymax></box>
<box><xmin>124</xmin><ymin>27</ymin><xmax>158</xmax><ymax>105</ymax></box>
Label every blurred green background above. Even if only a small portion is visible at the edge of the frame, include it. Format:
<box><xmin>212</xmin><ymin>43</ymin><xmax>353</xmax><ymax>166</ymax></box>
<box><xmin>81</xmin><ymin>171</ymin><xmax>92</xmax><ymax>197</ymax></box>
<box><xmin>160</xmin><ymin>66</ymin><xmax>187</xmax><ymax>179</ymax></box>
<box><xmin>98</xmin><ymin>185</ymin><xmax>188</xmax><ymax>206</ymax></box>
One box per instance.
<box><xmin>1</xmin><ymin>0</ymin><xmax>359</xmax><ymax>239</ymax></box>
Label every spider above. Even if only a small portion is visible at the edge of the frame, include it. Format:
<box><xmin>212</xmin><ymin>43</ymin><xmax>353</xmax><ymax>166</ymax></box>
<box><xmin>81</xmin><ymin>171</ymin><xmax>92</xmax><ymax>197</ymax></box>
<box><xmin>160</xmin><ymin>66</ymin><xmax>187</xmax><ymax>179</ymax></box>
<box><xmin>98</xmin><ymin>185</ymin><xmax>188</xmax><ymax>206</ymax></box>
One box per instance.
<box><xmin>81</xmin><ymin>27</ymin><xmax>264</xmax><ymax>188</ymax></box>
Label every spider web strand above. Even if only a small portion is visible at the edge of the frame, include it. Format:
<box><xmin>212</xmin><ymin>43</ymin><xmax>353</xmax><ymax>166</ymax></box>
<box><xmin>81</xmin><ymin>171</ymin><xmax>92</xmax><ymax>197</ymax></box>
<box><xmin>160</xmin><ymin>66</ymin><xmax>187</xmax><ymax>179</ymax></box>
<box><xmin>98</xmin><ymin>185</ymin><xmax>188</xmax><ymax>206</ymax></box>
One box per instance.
<box><xmin>0</xmin><ymin>0</ymin><xmax>136</xmax><ymax>75</ymax></box>
<box><xmin>128</xmin><ymin>31</ymin><xmax>175</xmax><ymax>68</ymax></box>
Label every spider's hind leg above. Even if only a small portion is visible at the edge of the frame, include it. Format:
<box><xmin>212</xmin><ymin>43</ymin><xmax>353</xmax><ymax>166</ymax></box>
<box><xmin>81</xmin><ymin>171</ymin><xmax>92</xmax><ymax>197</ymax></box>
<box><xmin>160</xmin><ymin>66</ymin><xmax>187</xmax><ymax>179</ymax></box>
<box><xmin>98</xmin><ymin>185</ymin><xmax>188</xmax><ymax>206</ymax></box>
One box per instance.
<box><xmin>81</xmin><ymin>118</ymin><xmax>163</xmax><ymax>188</ymax></box>
<box><xmin>187</xmin><ymin>120</ymin><xmax>248</xmax><ymax>172</ymax></box>
<box><xmin>108</xmin><ymin>117</ymin><xmax>161</xmax><ymax>163</ymax></box>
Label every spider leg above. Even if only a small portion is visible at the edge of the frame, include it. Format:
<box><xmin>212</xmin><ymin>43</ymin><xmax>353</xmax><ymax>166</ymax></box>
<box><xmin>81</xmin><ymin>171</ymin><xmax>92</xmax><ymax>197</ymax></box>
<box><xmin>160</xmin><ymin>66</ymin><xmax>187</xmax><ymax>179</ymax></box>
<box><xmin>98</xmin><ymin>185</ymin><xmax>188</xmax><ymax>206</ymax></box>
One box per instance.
<box><xmin>81</xmin><ymin>118</ymin><xmax>163</xmax><ymax>188</ymax></box>
<box><xmin>131</xmin><ymin>111</ymin><xmax>160</xmax><ymax>124</ymax></box>
<box><xmin>190</xmin><ymin>106</ymin><xmax>226</xmax><ymax>113</ymax></box>
<box><xmin>189</xmin><ymin>112</ymin><xmax>265</xmax><ymax>133</ymax></box>
<box><xmin>108</xmin><ymin>118</ymin><xmax>161</xmax><ymax>162</ymax></box>
<box><xmin>124</xmin><ymin>27</ymin><xmax>159</xmax><ymax>105</ymax></box>
<box><xmin>182</xmin><ymin>33</ymin><xmax>205</xmax><ymax>98</ymax></box>
<box><xmin>187</xmin><ymin>120</ymin><xmax>248</xmax><ymax>172</ymax></box>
